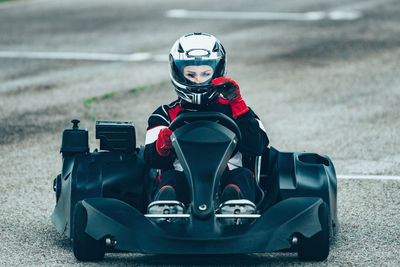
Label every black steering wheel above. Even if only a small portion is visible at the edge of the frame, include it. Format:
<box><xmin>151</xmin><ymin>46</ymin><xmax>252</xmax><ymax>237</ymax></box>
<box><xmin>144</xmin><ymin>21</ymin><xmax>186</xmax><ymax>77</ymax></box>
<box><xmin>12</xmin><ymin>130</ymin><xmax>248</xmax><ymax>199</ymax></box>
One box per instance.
<box><xmin>169</xmin><ymin>111</ymin><xmax>242</xmax><ymax>151</ymax></box>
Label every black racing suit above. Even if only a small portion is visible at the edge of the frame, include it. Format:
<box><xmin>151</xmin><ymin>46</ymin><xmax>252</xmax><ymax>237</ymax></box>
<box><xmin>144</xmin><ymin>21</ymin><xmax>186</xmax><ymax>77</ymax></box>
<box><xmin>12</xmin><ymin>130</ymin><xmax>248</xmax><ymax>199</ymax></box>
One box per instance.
<box><xmin>145</xmin><ymin>98</ymin><xmax>269</xmax><ymax>204</ymax></box>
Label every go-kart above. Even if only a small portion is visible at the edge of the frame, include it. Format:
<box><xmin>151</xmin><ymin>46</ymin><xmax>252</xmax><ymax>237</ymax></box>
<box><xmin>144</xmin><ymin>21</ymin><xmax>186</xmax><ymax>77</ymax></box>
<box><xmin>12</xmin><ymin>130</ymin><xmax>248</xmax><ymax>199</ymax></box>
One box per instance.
<box><xmin>51</xmin><ymin>112</ymin><xmax>338</xmax><ymax>262</ymax></box>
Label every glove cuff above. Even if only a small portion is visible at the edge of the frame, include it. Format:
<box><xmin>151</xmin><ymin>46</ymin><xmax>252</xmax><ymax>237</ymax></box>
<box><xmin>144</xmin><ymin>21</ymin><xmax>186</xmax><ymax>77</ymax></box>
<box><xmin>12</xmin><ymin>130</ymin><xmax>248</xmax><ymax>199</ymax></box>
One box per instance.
<box><xmin>230</xmin><ymin>97</ymin><xmax>249</xmax><ymax>118</ymax></box>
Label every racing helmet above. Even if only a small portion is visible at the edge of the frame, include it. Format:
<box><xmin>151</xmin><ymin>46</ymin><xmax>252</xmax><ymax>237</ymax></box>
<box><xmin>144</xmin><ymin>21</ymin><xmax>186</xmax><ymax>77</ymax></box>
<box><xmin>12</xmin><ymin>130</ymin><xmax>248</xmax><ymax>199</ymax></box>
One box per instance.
<box><xmin>169</xmin><ymin>33</ymin><xmax>226</xmax><ymax>105</ymax></box>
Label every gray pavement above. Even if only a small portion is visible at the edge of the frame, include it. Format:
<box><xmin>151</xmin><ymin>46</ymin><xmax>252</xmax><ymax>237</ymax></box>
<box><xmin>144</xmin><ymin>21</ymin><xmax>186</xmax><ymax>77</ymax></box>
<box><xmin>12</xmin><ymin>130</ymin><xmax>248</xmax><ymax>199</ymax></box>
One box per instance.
<box><xmin>0</xmin><ymin>0</ymin><xmax>399</xmax><ymax>265</ymax></box>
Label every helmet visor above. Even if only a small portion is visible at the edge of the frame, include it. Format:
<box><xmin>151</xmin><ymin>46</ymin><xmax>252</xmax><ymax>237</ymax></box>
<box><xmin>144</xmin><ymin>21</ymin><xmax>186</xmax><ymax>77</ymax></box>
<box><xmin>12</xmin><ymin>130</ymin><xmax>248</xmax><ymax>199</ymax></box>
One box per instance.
<box><xmin>172</xmin><ymin>58</ymin><xmax>222</xmax><ymax>91</ymax></box>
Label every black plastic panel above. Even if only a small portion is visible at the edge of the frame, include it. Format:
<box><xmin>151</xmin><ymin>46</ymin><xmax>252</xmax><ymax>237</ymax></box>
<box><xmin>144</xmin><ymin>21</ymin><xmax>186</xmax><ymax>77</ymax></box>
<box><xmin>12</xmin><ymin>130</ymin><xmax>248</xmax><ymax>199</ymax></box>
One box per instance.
<box><xmin>96</xmin><ymin>121</ymin><xmax>135</xmax><ymax>153</ymax></box>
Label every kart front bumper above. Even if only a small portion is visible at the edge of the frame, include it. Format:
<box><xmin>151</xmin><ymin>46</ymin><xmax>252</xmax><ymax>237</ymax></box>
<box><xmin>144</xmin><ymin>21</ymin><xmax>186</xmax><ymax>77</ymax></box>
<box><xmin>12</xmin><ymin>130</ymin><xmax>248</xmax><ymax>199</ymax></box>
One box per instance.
<box><xmin>82</xmin><ymin>197</ymin><xmax>323</xmax><ymax>254</ymax></box>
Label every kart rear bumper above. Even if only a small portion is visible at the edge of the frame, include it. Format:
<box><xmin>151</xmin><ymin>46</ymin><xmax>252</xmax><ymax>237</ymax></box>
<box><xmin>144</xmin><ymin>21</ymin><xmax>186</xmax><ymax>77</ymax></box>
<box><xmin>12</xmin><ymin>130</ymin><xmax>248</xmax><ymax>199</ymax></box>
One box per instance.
<box><xmin>82</xmin><ymin>197</ymin><xmax>323</xmax><ymax>254</ymax></box>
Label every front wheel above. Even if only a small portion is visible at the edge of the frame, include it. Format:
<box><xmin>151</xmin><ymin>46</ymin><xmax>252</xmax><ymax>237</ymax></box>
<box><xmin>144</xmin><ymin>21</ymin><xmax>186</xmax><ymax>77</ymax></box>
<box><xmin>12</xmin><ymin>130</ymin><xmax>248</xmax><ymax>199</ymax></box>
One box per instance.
<box><xmin>72</xmin><ymin>201</ymin><xmax>106</xmax><ymax>261</ymax></box>
<box><xmin>297</xmin><ymin>202</ymin><xmax>330</xmax><ymax>261</ymax></box>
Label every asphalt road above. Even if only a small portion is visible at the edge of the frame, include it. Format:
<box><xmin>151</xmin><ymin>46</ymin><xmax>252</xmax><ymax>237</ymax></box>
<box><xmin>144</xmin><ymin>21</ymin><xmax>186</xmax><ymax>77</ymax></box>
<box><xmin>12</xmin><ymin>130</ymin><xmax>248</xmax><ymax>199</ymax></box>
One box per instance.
<box><xmin>0</xmin><ymin>0</ymin><xmax>399</xmax><ymax>266</ymax></box>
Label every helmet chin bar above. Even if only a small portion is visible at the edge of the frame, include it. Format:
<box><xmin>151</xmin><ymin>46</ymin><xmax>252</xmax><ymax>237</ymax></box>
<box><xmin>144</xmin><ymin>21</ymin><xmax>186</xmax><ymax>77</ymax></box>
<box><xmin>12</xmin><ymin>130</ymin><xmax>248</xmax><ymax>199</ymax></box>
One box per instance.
<box><xmin>173</xmin><ymin>80</ymin><xmax>218</xmax><ymax>106</ymax></box>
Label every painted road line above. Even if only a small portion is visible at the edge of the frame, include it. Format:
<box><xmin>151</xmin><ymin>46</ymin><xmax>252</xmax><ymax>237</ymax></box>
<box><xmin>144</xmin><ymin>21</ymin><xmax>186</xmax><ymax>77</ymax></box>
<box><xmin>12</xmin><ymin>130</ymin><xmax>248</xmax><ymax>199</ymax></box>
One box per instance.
<box><xmin>327</xmin><ymin>11</ymin><xmax>363</xmax><ymax>20</ymax></box>
<box><xmin>0</xmin><ymin>51</ymin><xmax>153</xmax><ymax>62</ymax></box>
<box><xmin>338</xmin><ymin>175</ymin><xmax>400</xmax><ymax>180</ymax></box>
<box><xmin>152</xmin><ymin>54</ymin><xmax>169</xmax><ymax>62</ymax></box>
<box><xmin>166</xmin><ymin>9</ymin><xmax>362</xmax><ymax>21</ymax></box>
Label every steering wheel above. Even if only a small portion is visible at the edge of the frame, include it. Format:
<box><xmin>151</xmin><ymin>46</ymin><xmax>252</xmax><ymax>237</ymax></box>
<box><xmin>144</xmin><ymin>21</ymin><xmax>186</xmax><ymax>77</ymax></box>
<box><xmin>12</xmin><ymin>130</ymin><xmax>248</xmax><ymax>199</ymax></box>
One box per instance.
<box><xmin>169</xmin><ymin>112</ymin><xmax>242</xmax><ymax>153</ymax></box>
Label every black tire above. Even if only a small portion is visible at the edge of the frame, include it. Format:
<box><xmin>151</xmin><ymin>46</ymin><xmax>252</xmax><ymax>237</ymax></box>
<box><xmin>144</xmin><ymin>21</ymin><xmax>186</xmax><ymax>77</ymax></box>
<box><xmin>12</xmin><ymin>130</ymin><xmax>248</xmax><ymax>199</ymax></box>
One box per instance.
<box><xmin>54</xmin><ymin>174</ymin><xmax>61</xmax><ymax>202</ymax></box>
<box><xmin>297</xmin><ymin>202</ymin><xmax>330</xmax><ymax>261</ymax></box>
<box><xmin>72</xmin><ymin>201</ymin><xmax>106</xmax><ymax>261</ymax></box>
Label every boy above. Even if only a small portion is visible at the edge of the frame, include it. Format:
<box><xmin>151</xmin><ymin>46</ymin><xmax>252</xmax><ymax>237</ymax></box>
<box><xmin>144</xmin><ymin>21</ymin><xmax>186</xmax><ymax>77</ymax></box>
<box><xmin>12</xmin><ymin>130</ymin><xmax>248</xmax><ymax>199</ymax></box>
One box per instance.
<box><xmin>145</xmin><ymin>33</ymin><xmax>269</xmax><ymax>213</ymax></box>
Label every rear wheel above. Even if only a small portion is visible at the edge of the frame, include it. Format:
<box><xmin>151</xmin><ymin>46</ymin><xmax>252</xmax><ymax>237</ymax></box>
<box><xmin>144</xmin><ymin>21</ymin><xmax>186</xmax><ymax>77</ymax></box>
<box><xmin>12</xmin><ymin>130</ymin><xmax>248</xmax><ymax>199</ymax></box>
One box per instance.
<box><xmin>73</xmin><ymin>201</ymin><xmax>106</xmax><ymax>261</ymax></box>
<box><xmin>53</xmin><ymin>174</ymin><xmax>61</xmax><ymax>202</ymax></box>
<box><xmin>297</xmin><ymin>202</ymin><xmax>330</xmax><ymax>261</ymax></box>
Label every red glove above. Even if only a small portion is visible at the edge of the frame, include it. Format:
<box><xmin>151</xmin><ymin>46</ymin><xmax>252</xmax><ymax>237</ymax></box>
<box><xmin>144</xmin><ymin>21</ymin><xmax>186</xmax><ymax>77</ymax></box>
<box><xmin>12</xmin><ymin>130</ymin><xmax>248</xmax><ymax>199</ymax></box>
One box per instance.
<box><xmin>156</xmin><ymin>128</ymin><xmax>173</xmax><ymax>157</ymax></box>
<box><xmin>212</xmin><ymin>77</ymin><xmax>249</xmax><ymax>118</ymax></box>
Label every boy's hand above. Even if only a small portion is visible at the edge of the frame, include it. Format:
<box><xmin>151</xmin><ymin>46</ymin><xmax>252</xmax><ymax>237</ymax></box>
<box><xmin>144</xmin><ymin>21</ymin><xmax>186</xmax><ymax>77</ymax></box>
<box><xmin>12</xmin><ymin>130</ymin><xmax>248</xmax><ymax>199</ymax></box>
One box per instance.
<box><xmin>212</xmin><ymin>77</ymin><xmax>249</xmax><ymax>118</ymax></box>
<box><xmin>156</xmin><ymin>128</ymin><xmax>173</xmax><ymax>156</ymax></box>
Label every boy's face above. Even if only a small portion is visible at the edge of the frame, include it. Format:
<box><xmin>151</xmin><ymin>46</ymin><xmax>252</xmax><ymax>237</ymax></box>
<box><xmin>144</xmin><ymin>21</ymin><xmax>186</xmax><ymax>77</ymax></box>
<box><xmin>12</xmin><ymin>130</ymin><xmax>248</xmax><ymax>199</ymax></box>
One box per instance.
<box><xmin>183</xmin><ymin>65</ymin><xmax>214</xmax><ymax>84</ymax></box>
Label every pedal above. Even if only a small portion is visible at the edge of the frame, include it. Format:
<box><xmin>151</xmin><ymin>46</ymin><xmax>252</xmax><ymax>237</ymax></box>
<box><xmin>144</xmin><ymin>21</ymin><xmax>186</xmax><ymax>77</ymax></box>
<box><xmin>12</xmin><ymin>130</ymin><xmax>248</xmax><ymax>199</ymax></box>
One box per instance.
<box><xmin>146</xmin><ymin>200</ymin><xmax>187</xmax><ymax>222</ymax></box>
<box><xmin>217</xmin><ymin>199</ymin><xmax>257</xmax><ymax>225</ymax></box>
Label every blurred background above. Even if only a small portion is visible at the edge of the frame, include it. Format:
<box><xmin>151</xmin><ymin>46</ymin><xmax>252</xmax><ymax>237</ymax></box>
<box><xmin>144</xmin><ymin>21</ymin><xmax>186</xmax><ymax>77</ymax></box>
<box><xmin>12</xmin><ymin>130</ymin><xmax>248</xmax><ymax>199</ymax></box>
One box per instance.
<box><xmin>0</xmin><ymin>0</ymin><xmax>399</xmax><ymax>265</ymax></box>
<box><xmin>1</xmin><ymin>0</ymin><xmax>399</xmax><ymax>174</ymax></box>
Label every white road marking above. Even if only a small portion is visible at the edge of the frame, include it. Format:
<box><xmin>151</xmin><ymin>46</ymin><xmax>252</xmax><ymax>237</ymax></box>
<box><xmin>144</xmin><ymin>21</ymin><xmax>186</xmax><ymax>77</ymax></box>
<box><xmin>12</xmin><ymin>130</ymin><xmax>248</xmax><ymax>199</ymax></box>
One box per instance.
<box><xmin>327</xmin><ymin>11</ymin><xmax>363</xmax><ymax>20</ymax></box>
<box><xmin>0</xmin><ymin>51</ymin><xmax>168</xmax><ymax>62</ymax></box>
<box><xmin>338</xmin><ymin>174</ymin><xmax>400</xmax><ymax>180</ymax></box>
<box><xmin>152</xmin><ymin>54</ymin><xmax>169</xmax><ymax>62</ymax></box>
<box><xmin>166</xmin><ymin>9</ymin><xmax>362</xmax><ymax>21</ymax></box>
<box><xmin>0</xmin><ymin>51</ymin><xmax>150</xmax><ymax>61</ymax></box>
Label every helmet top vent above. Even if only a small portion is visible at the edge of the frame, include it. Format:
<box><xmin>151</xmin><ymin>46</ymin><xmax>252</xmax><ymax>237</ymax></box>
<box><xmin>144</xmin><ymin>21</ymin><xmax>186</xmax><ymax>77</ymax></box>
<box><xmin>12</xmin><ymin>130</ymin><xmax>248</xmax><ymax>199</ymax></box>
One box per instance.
<box><xmin>178</xmin><ymin>43</ymin><xmax>184</xmax><ymax>53</ymax></box>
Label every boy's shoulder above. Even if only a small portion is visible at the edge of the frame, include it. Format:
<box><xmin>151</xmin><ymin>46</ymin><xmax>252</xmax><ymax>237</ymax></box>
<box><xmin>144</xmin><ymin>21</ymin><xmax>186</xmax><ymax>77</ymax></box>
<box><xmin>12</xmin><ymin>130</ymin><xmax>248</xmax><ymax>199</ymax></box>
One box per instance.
<box><xmin>147</xmin><ymin>99</ymin><xmax>181</xmax><ymax>127</ymax></box>
<box><xmin>151</xmin><ymin>99</ymin><xmax>181</xmax><ymax>116</ymax></box>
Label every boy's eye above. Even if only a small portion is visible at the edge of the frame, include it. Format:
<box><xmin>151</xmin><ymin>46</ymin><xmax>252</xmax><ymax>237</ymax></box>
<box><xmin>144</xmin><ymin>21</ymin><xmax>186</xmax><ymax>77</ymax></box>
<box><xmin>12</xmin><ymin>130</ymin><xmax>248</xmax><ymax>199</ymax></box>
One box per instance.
<box><xmin>202</xmin><ymin>72</ymin><xmax>211</xmax><ymax>77</ymax></box>
<box><xmin>186</xmin><ymin>73</ymin><xmax>195</xmax><ymax>78</ymax></box>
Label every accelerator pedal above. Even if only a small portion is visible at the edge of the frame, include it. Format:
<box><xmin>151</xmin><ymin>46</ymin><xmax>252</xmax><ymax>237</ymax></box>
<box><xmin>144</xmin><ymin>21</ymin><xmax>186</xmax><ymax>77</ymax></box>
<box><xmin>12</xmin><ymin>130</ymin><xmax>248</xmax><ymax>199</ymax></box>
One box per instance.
<box><xmin>217</xmin><ymin>199</ymin><xmax>260</xmax><ymax>225</ymax></box>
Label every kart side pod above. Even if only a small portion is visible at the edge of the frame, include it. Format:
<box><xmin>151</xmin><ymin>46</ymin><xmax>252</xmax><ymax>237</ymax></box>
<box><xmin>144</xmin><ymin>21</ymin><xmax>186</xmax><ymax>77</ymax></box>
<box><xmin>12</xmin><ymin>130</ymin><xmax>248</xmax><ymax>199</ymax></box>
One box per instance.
<box><xmin>53</xmin><ymin>119</ymin><xmax>145</xmax><ymax>238</ymax></box>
